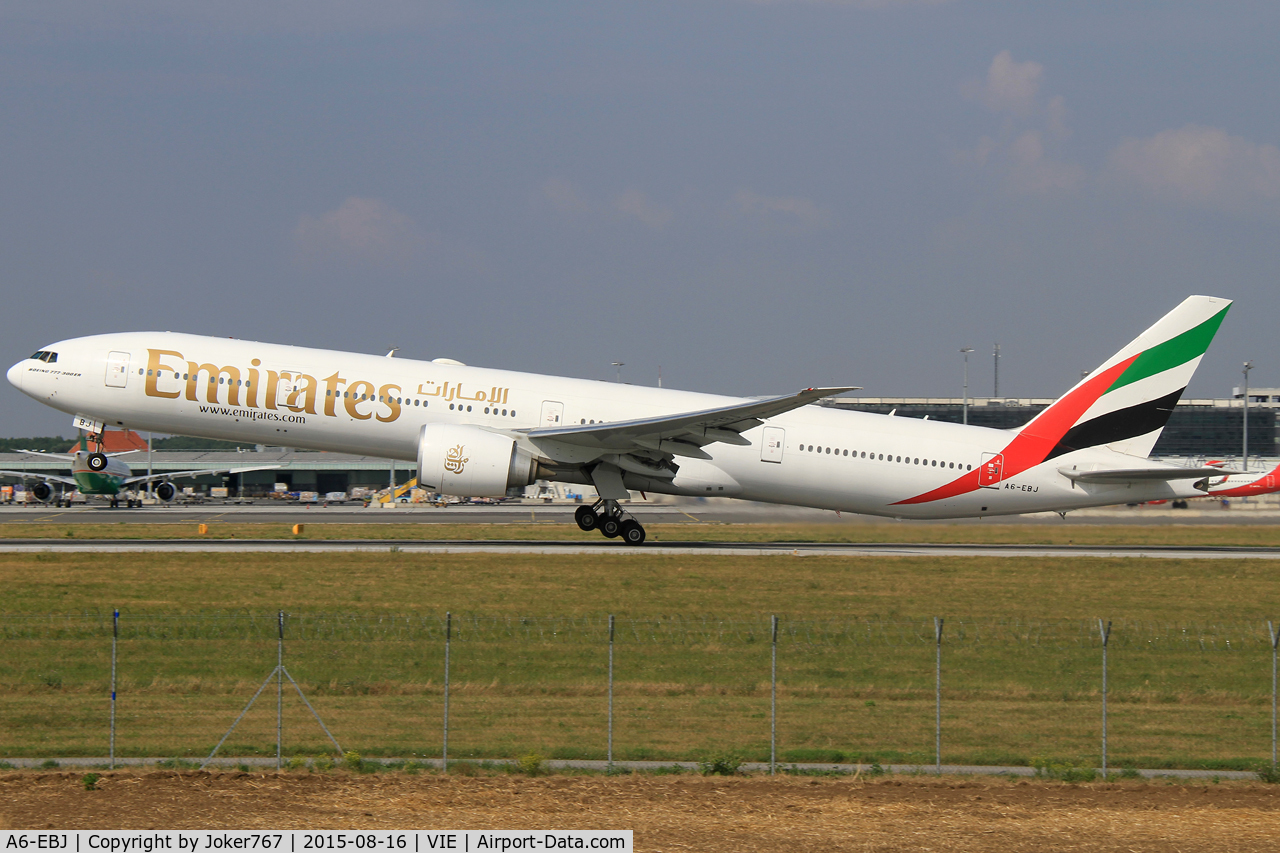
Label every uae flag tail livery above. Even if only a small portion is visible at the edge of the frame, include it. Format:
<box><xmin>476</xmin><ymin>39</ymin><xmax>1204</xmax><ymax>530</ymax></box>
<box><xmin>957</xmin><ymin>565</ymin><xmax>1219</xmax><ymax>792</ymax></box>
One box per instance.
<box><xmin>896</xmin><ymin>295</ymin><xmax>1232</xmax><ymax>507</ymax></box>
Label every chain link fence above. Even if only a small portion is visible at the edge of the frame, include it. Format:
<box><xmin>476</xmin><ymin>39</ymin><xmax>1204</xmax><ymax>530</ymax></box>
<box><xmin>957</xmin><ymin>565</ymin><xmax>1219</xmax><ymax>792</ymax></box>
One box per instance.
<box><xmin>1</xmin><ymin>613</ymin><xmax>1276</xmax><ymax>772</ymax></box>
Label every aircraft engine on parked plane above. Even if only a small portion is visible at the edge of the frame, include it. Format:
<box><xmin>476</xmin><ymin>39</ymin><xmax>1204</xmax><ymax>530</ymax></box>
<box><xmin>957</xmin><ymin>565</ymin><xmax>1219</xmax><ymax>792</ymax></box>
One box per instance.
<box><xmin>154</xmin><ymin>482</ymin><xmax>177</xmax><ymax>502</ymax></box>
<box><xmin>416</xmin><ymin>423</ymin><xmax>537</xmax><ymax>498</ymax></box>
<box><xmin>29</xmin><ymin>482</ymin><xmax>52</xmax><ymax>502</ymax></box>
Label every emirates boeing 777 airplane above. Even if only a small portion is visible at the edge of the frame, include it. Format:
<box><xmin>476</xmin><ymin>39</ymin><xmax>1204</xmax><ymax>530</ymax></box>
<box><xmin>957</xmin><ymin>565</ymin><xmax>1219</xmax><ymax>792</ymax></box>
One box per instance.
<box><xmin>6</xmin><ymin>295</ymin><xmax>1239</xmax><ymax>543</ymax></box>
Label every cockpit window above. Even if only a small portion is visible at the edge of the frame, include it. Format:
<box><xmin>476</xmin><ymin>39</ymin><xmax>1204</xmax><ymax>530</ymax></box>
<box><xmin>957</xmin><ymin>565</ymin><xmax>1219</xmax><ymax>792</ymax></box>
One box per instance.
<box><xmin>44</xmin><ymin>352</ymin><xmax>57</xmax><ymax>363</ymax></box>
<box><xmin>29</xmin><ymin>351</ymin><xmax>58</xmax><ymax>363</ymax></box>
<box><xmin>30</xmin><ymin>351</ymin><xmax>45</xmax><ymax>361</ymax></box>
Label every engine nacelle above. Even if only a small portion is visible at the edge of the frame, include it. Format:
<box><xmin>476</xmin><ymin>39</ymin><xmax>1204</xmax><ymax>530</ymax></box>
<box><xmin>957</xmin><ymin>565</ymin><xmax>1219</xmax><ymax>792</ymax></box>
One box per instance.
<box><xmin>30</xmin><ymin>482</ymin><xmax>52</xmax><ymax>502</ymax></box>
<box><xmin>417</xmin><ymin>424</ymin><xmax>536</xmax><ymax>498</ymax></box>
<box><xmin>154</xmin><ymin>481</ymin><xmax>177</xmax><ymax>502</ymax></box>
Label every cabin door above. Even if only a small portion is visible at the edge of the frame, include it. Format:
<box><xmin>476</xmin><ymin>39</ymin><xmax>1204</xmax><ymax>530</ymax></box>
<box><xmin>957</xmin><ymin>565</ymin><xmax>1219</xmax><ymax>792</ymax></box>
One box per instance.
<box><xmin>978</xmin><ymin>452</ymin><xmax>1004</xmax><ymax>488</ymax></box>
<box><xmin>540</xmin><ymin>401</ymin><xmax>564</xmax><ymax>428</ymax></box>
<box><xmin>760</xmin><ymin>426</ymin><xmax>785</xmax><ymax>463</ymax></box>
<box><xmin>105</xmin><ymin>352</ymin><xmax>130</xmax><ymax>388</ymax></box>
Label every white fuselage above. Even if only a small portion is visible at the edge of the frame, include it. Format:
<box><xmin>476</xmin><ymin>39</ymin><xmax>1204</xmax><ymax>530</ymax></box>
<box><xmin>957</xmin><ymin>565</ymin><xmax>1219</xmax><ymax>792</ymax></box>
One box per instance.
<box><xmin>7</xmin><ymin>332</ymin><xmax>1203</xmax><ymax>518</ymax></box>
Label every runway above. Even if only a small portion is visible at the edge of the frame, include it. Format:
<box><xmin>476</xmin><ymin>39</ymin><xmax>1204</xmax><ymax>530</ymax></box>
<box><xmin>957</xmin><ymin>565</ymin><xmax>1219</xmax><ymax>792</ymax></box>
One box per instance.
<box><xmin>2</xmin><ymin>538</ymin><xmax>1279</xmax><ymax>558</ymax></box>
<box><xmin>2</xmin><ymin>500</ymin><xmax>1278</xmax><ymax>525</ymax></box>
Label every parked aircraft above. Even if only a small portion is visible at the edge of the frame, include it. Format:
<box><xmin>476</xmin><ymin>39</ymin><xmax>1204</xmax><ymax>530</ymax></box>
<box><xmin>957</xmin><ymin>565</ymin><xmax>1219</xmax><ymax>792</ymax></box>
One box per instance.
<box><xmin>5</xmin><ymin>296</ymin><xmax>1239</xmax><ymax>541</ymax></box>
<box><xmin>1199</xmin><ymin>460</ymin><xmax>1280</xmax><ymax>499</ymax></box>
<box><xmin>0</xmin><ymin>433</ymin><xmax>276</xmax><ymax>508</ymax></box>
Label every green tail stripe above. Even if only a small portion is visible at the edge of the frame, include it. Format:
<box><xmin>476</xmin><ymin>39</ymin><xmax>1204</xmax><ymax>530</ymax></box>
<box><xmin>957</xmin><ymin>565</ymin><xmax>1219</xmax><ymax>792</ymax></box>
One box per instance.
<box><xmin>1106</xmin><ymin>306</ymin><xmax>1230</xmax><ymax>394</ymax></box>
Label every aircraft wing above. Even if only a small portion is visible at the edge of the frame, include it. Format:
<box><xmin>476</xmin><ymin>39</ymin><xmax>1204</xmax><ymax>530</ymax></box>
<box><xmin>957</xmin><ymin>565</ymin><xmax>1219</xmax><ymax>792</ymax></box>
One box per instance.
<box><xmin>0</xmin><ymin>470</ymin><xmax>78</xmax><ymax>486</ymax></box>
<box><xmin>1058</xmin><ymin>465</ymin><xmax>1243</xmax><ymax>484</ymax></box>
<box><xmin>14</xmin><ymin>449</ymin><xmax>76</xmax><ymax>461</ymax></box>
<box><xmin>526</xmin><ymin>387</ymin><xmax>857</xmax><ymax>460</ymax></box>
<box><xmin>123</xmin><ymin>464</ymin><xmax>280</xmax><ymax>486</ymax></box>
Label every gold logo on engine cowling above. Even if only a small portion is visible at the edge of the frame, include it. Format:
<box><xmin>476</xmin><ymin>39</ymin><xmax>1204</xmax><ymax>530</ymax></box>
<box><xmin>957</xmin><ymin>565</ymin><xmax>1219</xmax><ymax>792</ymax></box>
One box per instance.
<box><xmin>444</xmin><ymin>444</ymin><xmax>468</xmax><ymax>474</ymax></box>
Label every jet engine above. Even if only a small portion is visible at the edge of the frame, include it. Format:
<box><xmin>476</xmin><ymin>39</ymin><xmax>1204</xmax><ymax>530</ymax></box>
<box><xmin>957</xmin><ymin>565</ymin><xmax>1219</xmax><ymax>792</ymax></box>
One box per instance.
<box><xmin>154</xmin><ymin>482</ymin><xmax>178</xmax><ymax>502</ymax></box>
<box><xmin>30</xmin><ymin>482</ymin><xmax>52</xmax><ymax>502</ymax></box>
<box><xmin>417</xmin><ymin>423</ymin><xmax>537</xmax><ymax>498</ymax></box>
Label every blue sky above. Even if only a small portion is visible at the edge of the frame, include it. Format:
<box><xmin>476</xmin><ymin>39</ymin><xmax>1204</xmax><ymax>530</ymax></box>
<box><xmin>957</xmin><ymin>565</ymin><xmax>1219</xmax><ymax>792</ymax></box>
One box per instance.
<box><xmin>2</xmin><ymin>1</ymin><xmax>1276</xmax><ymax>435</ymax></box>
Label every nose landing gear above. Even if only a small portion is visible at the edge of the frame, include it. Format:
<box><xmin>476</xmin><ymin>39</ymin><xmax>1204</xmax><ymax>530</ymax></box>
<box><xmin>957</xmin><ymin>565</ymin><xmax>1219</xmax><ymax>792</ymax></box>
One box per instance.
<box><xmin>575</xmin><ymin>500</ymin><xmax>646</xmax><ymax>544</ymax></box>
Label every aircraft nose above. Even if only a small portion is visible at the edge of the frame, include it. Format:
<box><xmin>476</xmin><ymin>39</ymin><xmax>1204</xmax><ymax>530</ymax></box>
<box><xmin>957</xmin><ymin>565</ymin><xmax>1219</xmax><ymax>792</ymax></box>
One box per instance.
<box><xmin>7</xmin><ymin>359</ymin><xmax>24</xmax><ymax>391</ymax></box>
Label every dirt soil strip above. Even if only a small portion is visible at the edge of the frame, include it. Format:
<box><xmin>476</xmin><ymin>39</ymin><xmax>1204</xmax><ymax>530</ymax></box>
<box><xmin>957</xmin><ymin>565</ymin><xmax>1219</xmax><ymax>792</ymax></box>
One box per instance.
<box><xmin>4</xmin><ymin>772</ymin><xmax>1280</xmax><ymax>852</ymax></box>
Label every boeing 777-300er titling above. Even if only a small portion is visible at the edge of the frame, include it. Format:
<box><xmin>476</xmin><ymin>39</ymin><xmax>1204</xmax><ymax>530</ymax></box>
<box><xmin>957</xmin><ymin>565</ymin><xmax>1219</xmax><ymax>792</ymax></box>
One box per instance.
<box><xmin>5</xmin><ymin>296</ymin><xmax>1242</xmax><ymax>542</ymax></box>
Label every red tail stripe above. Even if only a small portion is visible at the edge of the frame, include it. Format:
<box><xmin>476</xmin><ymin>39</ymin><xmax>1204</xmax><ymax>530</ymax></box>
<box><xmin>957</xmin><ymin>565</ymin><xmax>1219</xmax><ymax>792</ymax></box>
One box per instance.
<box><xmin>893</xmin><ymin>354</ymin><xmax>1139</xmax><ymax>506</ymax></box>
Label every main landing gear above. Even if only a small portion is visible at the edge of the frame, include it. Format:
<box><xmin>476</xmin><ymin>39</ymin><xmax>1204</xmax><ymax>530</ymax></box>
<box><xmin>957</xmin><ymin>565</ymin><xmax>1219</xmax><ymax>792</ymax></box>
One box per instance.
<box><xmin>575</xmin><ymin>500</ymin><xmax>646</xmax><ymax>545</ymax></box>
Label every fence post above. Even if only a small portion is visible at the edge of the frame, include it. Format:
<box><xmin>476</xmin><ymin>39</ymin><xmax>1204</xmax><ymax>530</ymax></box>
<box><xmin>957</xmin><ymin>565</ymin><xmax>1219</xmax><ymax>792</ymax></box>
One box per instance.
<box><xmin>109</xmin><ymin>607</ymin><xmax>118</xmax><ymax>768</ymax></box>
<box><xmin>608</xmin><ymin>614</ymin><xmax>615</xmax><ymax>774</ymax></box>
<box><xmin>1099</xmin><ymin>619</ymin><xmax>1111</xmax><ymax>778</ymax></box>
<box><xmin>443</xmin><ymin>611</ymin><xmax>451</xmax><ymax>772</ymax></box>
<box><xmin>770</xmin><ymin>615</ymin><xmax>778</xmax><ymax>777</ymax></box>
<box><xmin>1270</xmin><ymin>621</ymin><xmax>1278</xmax><ymax>769</ymax></box>
<box><xmin>935</xmin><ymin>617</ymin><xmax>944</xmax><ymax>775</ymax></box>
<box><xmin>277</xmin><ymin>611</ymin><xmax>284</xmax><ymax>771</ymax></box>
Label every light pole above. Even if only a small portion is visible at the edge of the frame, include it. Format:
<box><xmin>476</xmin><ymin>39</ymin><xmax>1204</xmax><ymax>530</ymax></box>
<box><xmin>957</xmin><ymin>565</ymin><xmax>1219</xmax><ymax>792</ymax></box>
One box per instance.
<box><xmin>1243</xmin><ymin>360</ymin><xmax>1254</xmax><ymax>472</ymax></box>
<box><xmin>993</xmin><ymin>343</ymin><xmax>1001</xmax><ymax>398</ymax></box>
<box><xmin>960</xmin><ymin>348</ymin><xmax>974</xmax><ymax>425</ymax></box>
<box><xmin>611</xmin><ymin>361</ymin><xmax>625</xmax><ymax>383</ymax></box>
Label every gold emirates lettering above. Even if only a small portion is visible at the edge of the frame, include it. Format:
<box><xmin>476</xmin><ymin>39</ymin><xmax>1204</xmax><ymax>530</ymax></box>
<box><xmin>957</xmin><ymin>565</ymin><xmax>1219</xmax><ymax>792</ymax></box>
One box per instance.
<box><xmin>144</xmin><ymin>348</ymin><xmax>404</xmax><ymax>423</ymax></box>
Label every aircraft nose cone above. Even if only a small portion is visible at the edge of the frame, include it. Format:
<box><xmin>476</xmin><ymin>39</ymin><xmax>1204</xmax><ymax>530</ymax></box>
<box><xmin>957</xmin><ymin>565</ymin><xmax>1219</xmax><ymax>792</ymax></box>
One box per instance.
<box><xmin>6</xmin><ymin>360</ymin><xmax>23</xmax><ymax>391</ymax></box>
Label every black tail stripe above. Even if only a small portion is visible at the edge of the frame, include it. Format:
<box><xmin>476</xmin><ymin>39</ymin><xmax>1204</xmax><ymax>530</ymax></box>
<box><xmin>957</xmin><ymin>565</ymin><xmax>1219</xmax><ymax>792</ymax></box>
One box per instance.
<box><xmin>1045</xmin><ymin>387</ymin><xmax>1186</xmax><ymax>461</ymax></box>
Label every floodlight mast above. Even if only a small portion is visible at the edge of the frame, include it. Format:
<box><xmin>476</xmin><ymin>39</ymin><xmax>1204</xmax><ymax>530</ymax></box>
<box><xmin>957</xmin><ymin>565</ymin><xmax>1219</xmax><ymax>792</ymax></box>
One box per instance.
<box><xmin>1243</xmin><ymin>360</ymin><xmax>1255</xmax><ymax>472</ymax></box>
<box><xmin>960</xmin><ymin>348</ymin><xmax>974</xmax><ymax>425</ymax></box>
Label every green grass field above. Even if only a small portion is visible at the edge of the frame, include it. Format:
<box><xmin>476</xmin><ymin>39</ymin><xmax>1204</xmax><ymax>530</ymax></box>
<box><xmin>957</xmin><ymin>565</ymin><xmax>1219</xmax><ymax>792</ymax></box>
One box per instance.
<box><xmin>3</xmin><ymin>520</ymin><xmax>1280</xmax><ymax>546</ymax></box>
<box><xmin>2</xmin><ymin>546</ymin><xmax>1279</xmax><ymax>771</ymax></box>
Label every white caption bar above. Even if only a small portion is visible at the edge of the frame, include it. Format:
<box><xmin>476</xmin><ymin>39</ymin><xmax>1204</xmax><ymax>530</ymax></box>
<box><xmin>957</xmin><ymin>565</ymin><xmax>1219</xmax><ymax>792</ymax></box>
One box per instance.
<box><xmin>0</xmin><ymin>832</ymin><xmax>632</xmax><ymax>853</ymax></box>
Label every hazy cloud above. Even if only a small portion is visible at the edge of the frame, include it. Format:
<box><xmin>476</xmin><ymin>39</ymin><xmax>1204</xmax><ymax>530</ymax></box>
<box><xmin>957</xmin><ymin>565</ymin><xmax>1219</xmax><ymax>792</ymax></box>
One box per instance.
<box><xmin>730</xmin><ymin>189</ymin><xmax>831</xmax><ymax>228</ymax></box>
<box><xmin>613</xmin><ymin>189</ymin><xmax>673</xmax><ymax>229</ymax></box>
<box><xmin>293</xmin><ymin>198</ymin><xmax>431</xmax><ymax>268</ymax></box>
<box><xmin>1006</xmin><ymin>130</ymin><xmax>1086</xmax><ymax>193</ymax></box>
<box><xmin>963</xmin><ymin>50</ymin><xmax>1043</xmax><ymax>116</ymax></box>
<box><xmin>958</xmin><ymin>54</ymin><xmax>1081</xmax><ymax>194</ymax></box>
<box><xmin>1108</xmin><ymin>125</ymin><xmax>1280</xmax><ymax>209</ymax></box>
<box><xmin>541</xmin><ymin>177</ymin><xmax>592</xmax><ymax>214</ymax></box>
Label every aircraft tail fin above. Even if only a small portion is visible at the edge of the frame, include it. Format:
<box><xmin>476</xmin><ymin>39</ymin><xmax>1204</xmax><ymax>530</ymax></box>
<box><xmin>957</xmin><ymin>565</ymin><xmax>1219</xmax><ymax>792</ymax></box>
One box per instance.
<box><xmin>1018</xmin><ymin>295</ymin><xmax>1231</xmax><ymax>460</ymax></box>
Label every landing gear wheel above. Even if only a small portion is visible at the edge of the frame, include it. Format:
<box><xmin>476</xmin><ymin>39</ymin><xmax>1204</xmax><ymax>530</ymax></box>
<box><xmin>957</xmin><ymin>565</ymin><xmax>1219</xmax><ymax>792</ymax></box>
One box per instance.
<box><xmin>599</xmin><ymin>516</ymin><xmax>622</xmax><ymax>538</ymax></box>
<box><xmin>87</xmin><ymin>453</ymin><xmax>109</xmax><ymax>472</ymax></box>
<box><xmin>619</xmin><ymin>520</ymin><xmax>646</xmax><ymax>545</ymax></box>
<box><xmin>575</xmin><ymin>505</ymin><xmax>599</xmax><ymax>532</ymax></box>
<box><xmin>110</xmin><ymin>497</ymin><xmax>119</xmax><ymax>508</ymax></box>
